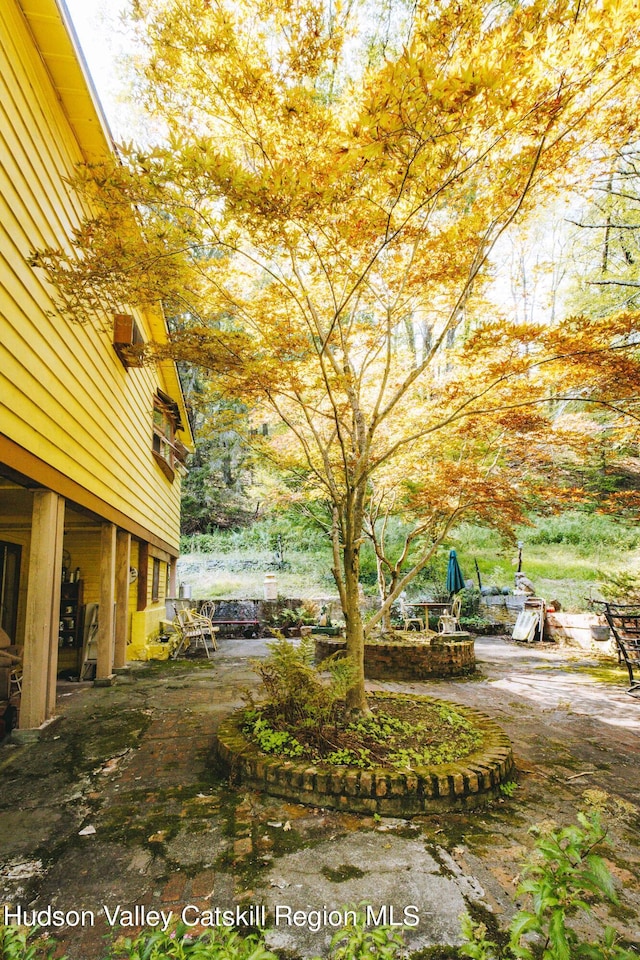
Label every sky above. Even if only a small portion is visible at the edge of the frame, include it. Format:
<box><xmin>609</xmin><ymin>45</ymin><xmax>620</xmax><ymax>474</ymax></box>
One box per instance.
<box><xmin>63</xmin><ymin>0</ymin><xmax>134</xmax><ymax>139</ymax></box>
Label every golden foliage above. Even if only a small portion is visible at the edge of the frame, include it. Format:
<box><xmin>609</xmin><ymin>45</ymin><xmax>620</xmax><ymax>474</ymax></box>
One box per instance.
<box><xmin>32</xmin><ymin>0</ymin><xmax>640</xmax><ymax>705</ymax></box>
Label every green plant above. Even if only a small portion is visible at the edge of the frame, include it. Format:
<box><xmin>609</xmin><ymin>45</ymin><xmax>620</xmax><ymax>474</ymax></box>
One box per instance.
<box><xmin>248</xmin><ymin>636</ymin><xmax>356</xmax><ymax>729</ymax></box>
<box><xmin>326</xmin><ymin>747</ymin><xmax>372</xmax><ymax>768</ymax></box>
<box><xmin>241</xmin><ymin>715</ymin><xmax>305</xmax><ymax>758</ymax></box>
<box><xmin>459</xmin><ymin>588</ymin><xmax>482</xmax><ymax>617</ymax></box>
<box><xmin>0</xmin><ymin>926</ymin><xmax>63</xmax><ymax>960</ymax></box>
<box><xmin>321</xmin><ymin>912</ymin><xmax>405</xmax><ymax>960</ymax></box>
<box><xmin>106</xmin><ymin>923</ymin><xmax>279</xmax><ymax>960</ymax></box>
<box><xmin>460</xmin><ymin>810</ymin><xmax>637</xmax><ymax>959</ymax></box>
<box><xmin>274</xmin><ymin>606</ymin><xmax>303</xmax><ymax>627</ymax></box>
<box><xmin>499</xmin><ymin>780</ymin><xmax>518</xmax><ymax>798</ymax></box>
<box><xmin>599</xmin><ymin>571</ymin><xmax>640</xmax><ymax>604</ymax></box>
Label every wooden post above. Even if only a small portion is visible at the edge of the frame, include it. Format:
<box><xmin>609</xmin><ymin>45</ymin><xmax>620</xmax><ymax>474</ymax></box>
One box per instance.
<box><xmin>96</xmin><ymin>522</ymin><xmax>116</xmax><ymax>682</ymax></box>
<box><xmin>20</xmin><ymin>491</ymin><xmax>65</xmax><ymax>729</ymax></box>
<box><xmin>137</xmin><ymin>541</ymin><xmax>149</xmax><ymax>611</ymax></box>
<box><xmin>114</xmin><ymin>530</ymin><xmax>131</xmax><ymax>670</ymax></box>
<box><xmin>168</xmin><ymin>558</ymin><xmax>177</xmax><ymax>598</ymax></box>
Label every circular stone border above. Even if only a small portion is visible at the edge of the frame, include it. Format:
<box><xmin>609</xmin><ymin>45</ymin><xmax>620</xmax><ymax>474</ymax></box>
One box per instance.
<box><xmin>215</xmin><ymin>692</ymin><xmax>514</xmax><ymax>816</ymax></box>
<box><xmin>315</xmin><ymin>635</ymin><xmax>475</xmax><ymax>680</ymax></box>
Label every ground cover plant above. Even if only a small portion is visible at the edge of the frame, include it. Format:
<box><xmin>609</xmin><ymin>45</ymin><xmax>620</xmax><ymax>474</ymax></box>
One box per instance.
<box><xmin>241</xmin><ymin>637</ymin><xmax>483</xmax><ymax>771</ymax></box>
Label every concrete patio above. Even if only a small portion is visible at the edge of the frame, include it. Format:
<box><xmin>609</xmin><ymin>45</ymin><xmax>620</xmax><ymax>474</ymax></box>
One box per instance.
<box><xmin>0</xmin><ymin>635</ymin><xmax>639</xmax><ymax>957</ymax></box>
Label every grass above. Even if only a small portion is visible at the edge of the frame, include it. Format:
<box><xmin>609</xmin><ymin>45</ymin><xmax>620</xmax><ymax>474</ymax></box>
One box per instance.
<box><xmin>449</xmin><ymin>515</ymin><xmax>640</xmax><ymax>611</ymax></box>
<box><xmin>177</xmin><ymin>511</ymin><xmax>640</xmax><ymax>612</ymax></box>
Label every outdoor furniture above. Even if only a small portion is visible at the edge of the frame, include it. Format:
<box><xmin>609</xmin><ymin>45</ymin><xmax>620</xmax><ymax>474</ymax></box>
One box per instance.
<box><xmin>439</xmin><ymin>596</ymin><xmax>462</xmax><ymax>634</ymax></box>
<box><xmin>171</xmin><ymin>607</ymin><xmax>219</xmax><ymax>659</ymax></box>
<box><xmin>213</xmin><ymin>617</ymin><xmax>260</xmax><ymax>637</ymax></box>
<box><xmin>0</xmin><ymin>643</ymin><xmax>22</xmax><ymax>700</ymax></box>
<box><xmin>399</xmin><ymin>597</ymin><xmax>424</xmax><ymax>632</ymax></box>
<box><xmin>602</xmin><ymin>603</ymin><xmax>640</xmax><ymax>697</ymax></box>
<box><xmin>199</xmin><ymin>600</ymin><xmax>217</xmax><ymax>619</ymax></box>
<box><xmin>412</xmin><ymin>601</ymin><xmax>450</xmax><ymax>631</ymax></box>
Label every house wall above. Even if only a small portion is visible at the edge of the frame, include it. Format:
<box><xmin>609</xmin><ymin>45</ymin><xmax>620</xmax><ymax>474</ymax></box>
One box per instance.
<box><xmin>0</xmin><ymin>0</ymin><xmax>184</xmax><ymax>554</ymax></box>
<box><xmin>0</xmin><ymin>0</ymin><xmax>194</xmax><ymax>726</ymax></box>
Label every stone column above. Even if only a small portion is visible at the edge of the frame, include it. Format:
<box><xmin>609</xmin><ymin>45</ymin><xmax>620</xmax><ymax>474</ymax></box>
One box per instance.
<box><xmin>20</xmin><ymin>491</ymin><xmax>65</xmax><ymax>729</ymax></box>
<box><xmin>113</xmin><ymin>530</ymin><xmax>131</xmax><ymax>670</ymax></box>
<box><xmin>96</xmin><ymin>522</ymin><xmax>116</xmax><ymax>683</ymax></box>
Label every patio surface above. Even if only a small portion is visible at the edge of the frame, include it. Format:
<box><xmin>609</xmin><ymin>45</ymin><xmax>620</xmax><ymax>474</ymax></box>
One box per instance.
<box><xmin>0</xmin><ymin>635</ymin><xmax>639</xmax><ymax>957</ymax></box>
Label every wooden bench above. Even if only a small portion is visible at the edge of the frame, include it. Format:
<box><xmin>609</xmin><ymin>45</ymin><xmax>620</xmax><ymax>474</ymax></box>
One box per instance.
<box><xmin>196</xmin><ymin>601</ymin><xmax>260</xmax><ymax>638</ymax></box>
<box><xmin>602</xmin><ymin>603</ymin><xmax>640</xmax><ymax>698</ymax></box>
<box><xmin>211</xmin><ymin>619</ymin><xmax>260</xmax><ymax>637</ymax></box>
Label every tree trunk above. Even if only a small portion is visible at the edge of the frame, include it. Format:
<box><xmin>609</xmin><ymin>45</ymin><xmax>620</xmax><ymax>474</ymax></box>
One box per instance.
<box><xmin>342</xmin><ymin>538</ymin><xmax>368</xmax><ymax>714</ymax></box>
<box><xmin>375</xmin><ymin>555</ymin><xmax>393</xmax><ymax>632</ymax></box>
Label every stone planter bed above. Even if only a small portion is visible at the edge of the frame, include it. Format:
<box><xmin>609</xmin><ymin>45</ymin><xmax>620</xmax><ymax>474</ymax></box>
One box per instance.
<box><xmin>215</xmin><ymin>692</ymin><xmax>514</xmax><ymax>816</ymax></box>
<box><xmin>314</xmin><ymin>634</ymin><xmax>476</xmax><ymax>680</ymax></box>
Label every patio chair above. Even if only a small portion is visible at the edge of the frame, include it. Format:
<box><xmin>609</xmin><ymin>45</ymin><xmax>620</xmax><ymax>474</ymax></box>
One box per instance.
<box><xmin>399</xmin><ymin>597</ymin><xmax>424</xmax><ymax>632</ymax></box>
<box><xmin>602</xmin><ymin>603</ymin><xmax>640</xmax><ymax>698</ymax></box>
<box><xmin>0</xmin><ymin>635</ymin><xmax>22</xmax><ymax>701</ymax></box>
<box><xmin>438</xmin><ymin>595</ymin><xmax>462</xmax><ymax>634</ymax></box>
<box><xmin>199</xmin><ymin>600</ymin><xmax>217</xmax><ymax>620</ymax></box>
<box><xmin>171</xmin><ymin>607</ymin><xmax>218</xmax><ymax>659</ymax></box>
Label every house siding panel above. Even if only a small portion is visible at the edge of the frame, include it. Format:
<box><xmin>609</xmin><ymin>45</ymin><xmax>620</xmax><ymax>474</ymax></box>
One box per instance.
<box><xmin>0</xmin><ymin>1</ymin><xmax>185</xmax><ymax>552</ymax></box>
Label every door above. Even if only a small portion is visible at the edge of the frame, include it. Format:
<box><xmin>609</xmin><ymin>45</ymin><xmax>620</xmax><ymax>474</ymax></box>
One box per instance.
<box><xmin>0</xmin><ymin>541</ymin><xmax>21</xmax><ymax>642</ymax></box>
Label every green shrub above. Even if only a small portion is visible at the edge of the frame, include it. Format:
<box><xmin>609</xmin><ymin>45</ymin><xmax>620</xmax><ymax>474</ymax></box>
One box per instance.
<box><xmin>247</xmin><ymin>635</ymin><xmax>356</xmax><ymax>729</ymax></box>
<box><xmin>522</xmin><ymin>512</ymin><xmax>639</xmax><ymax>552</ymax></box>
<box><xmin>321</xmin><ymin>912</ymin><xmax>404</xmax><ymax>960</ymax></box>
<box><xmin>599</xmin><ymin>571</ymin><xmax>640</xmax><ymax>604</ymax></box>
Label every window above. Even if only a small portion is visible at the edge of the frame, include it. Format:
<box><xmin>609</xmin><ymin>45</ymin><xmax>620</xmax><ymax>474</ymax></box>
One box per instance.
<box><xmin>152</xmin><ymin>391</ymin><xmax>187</xmax><ymax>481</ymax></box>
<box><xmin>151</xmin><ymin>558</ymin><xmax>161</xmax><ymax>603</ymax></box>
<box><xmin>113</xmin><ymin>314</ymin><xmax>145</xmax><ymax>368</ymax></box>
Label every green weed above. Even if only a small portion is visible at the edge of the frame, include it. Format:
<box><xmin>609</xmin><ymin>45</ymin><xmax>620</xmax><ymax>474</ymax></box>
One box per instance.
<box><xmin>0</xmin><ymin>927</ymin><xmax>62</xmax><ymax>960</ymax></box>
<box><xmin>320</xmin><ymin>912</ymin><xmax>404</xmax><ymax>960</ymax></box>
<box><xmin>460</xmin><ymin>809</ymin><xmax>637</xmax><ymax>959</ymax></box>
<box><xmin>106</xmin><ymin>923</ymin><xmax>278</xmax><ymax>960</ymax></box>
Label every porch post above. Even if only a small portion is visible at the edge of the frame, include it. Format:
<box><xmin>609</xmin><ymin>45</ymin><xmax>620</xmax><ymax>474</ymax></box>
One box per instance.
<box><xmin>20</xmin><ymin>491</ymin><xmax>65</xmax><ymax>729</ymax></box>
<box><xmin>96</xmin><ymin>522</ymin><xmax>116</xmax><ymax>682</ymax></box>
<box><xmin>113</xmin><ymin>530</ymin><xmax>131</xmax><ymax>669</ymax></box>
<box><xmin>168</xmin><ymin>558</ymin><xmax>177</xmax><ymax>598</ymax></box>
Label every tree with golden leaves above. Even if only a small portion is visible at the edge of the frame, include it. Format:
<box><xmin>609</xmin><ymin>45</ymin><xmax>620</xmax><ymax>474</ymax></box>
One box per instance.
<box><xmin>34</xmin><ymin>0</ymin><xmax>640</xmax><ymax>710</ymax></box>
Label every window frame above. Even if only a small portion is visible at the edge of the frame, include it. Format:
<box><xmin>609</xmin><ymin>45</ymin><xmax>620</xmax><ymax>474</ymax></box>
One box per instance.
<box><xmin>151</xmin><ymin>557</ymin><xmax>161</xmax><ymax>603</ymax></box>
<box><xmin>152</xmin><ymin>392</ymin><xmax>187</xmax><ymax>481</ymax></box>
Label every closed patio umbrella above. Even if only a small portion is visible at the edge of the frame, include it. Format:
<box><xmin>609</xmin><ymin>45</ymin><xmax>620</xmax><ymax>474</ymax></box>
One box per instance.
<box><xmin>446</xmin><ymin>549</ymin><xmax>465</xmax><ymax>595</ymax></box>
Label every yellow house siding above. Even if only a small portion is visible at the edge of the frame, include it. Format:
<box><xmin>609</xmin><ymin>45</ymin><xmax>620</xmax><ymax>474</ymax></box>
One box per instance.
<box><xmin>0</xmin><ymin>0</ymin><xmax>185</xmax><ymax>552</ymax></box>
<box><xmin>62</xmin><ymin>527</ymin><xmax>101</xmax><ymax>604</ymax></box>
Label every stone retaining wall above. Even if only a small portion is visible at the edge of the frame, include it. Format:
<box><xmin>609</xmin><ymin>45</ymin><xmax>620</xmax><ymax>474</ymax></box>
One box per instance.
<box><xmin>314</xmin><ymin>635</ymin><xmax>475</xmax><ymax>680</ymax></box>
<box><xmin>215</xmin><ymin>693</ymin><xmax>514</xmax><ymax>816</ymax></box>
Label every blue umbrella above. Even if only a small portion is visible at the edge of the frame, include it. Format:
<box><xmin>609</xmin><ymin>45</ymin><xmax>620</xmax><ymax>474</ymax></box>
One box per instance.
<box><xmin>446</xmin><ymin>549</ymin><xmax>465</xmax><ymax>595</ymax></box>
